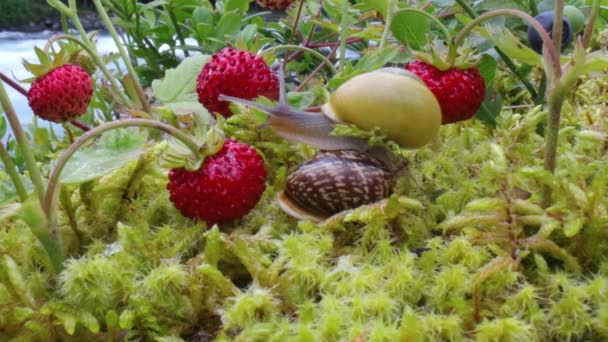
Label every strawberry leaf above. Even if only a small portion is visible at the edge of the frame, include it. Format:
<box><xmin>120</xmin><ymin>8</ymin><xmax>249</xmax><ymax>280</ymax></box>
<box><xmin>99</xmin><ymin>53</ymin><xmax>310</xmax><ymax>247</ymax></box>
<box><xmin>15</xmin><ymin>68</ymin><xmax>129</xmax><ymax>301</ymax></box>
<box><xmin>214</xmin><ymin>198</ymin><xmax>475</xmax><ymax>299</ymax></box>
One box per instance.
<box><xmin>582</xmin><ymin>50</ymin><xmax>608</xmax><ymax>75</ymax></box>
<box><xmin>390</xmin><ymin>10</ymin><xmax>430</xmax><ymax>50</ymax></box>
<box><xmin>151</xmin><ymin>54</ymin><xmax>211</xmax><ymax>115</ymax></box>
<box><xmin>224</xmin><ymin>0</ymin><xmax>249</xmax><ymax>13</ymax></box>
<box><xmin>477</xmin><ymin>25</ymin><xmax>541</xmax><ymax>66</ymax></box>
<box><xmin>358</xmin><ymin>0</ymin><xmax>389</xmax><ymax>17</ymax></box>
<box><xmin>474</xmin><ymin>87</ymin><xmax>502</xmax><ymax>127</ymax></box>
<box><xmin>34</xmin><ymin>46</ymin><xmax>52</xmax><ymax>68</ymax></box>
<box><xmin>477</xmin><ymin>54</ymin><xmax>498</xmax><ymax>85</ymax></box>
<box><xmin>58</xmin><ymin>128</ymin><xmax>148</xmax><ymax>184</ymax></box>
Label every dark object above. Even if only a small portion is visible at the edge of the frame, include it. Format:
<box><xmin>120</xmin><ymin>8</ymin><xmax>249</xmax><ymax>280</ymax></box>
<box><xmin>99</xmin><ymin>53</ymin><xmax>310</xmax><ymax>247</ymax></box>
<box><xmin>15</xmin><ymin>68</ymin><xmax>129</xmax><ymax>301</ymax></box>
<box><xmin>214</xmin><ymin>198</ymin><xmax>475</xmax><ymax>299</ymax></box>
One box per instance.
<box><xmin>280</xmin><ymin>150</ymin><xmax>393</xmax><ymax>220</ymax></box>
<box><xmin>527</xmin><ymin>11</ymin><xmax>573</xmax><ymax>54</ymax></box>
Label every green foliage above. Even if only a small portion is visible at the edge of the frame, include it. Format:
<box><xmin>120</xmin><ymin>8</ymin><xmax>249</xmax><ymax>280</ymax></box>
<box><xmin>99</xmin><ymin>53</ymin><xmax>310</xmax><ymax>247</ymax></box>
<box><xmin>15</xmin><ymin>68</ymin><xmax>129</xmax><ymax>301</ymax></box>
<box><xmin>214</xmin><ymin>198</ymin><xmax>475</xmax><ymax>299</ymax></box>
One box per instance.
<box><xmin>0</xmin><ymin>0</ymin><xmax>34</xmax><ymax>28</ymax></box>
<box><xmin>2</xmin><ymin>0</ymin><xmax>608</xmax><ymax>340</ymax></box>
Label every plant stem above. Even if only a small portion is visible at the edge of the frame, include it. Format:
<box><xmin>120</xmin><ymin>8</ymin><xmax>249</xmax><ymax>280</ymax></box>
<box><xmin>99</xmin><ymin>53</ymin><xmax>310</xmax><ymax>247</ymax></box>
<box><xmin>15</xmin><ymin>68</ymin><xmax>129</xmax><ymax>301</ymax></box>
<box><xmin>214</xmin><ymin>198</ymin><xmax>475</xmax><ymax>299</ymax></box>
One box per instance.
<box><xmin>43</xmin><ymin>119</ymin><xmax>202</xmax><ymax>219</ymax></box>
<box><xmin>454</xmin><ymin>8</ymin><xmax>561</xmax><ymax>77</ymax></box>
<box><xmin>46</xmin><ymin>34</ymin><xmax>133</xmax><ymax>108</ymax></box>
<box><xmin>0</xmin><ymin>72</ymin><xmax>27</xmax><ymax>96</ymax></box>
<box><xmin>289</xmin><ymin>0</ymin><xmax>306</xmax><ymax>46</ymax></box>
<box><xmin>261</xmin><ymin>45</ymin><xmax>338</xmax><ymax>73</ymax></box>
<box><xmin>542</xmin><ymin>97</ymin><xmax>563</xmax><ymax>206</ymax></box>
<box><xmin>70</xmin><ymin>120</ymin><xmax>91</xmax><ymax>131</ymax></box>
<box><xmin>379</xmin><ymin>0</ymin><xmax>397</xmax><ymax>49</ymax></box>
<box><xmin>307</xmin><ymin>37</ymin><xmax>363</xmax><ymax>48</ymax></box>
<box><xmin>92</xmin><ymin>0</ymin><xmax>151</xmax><ymax>113</ymax></box>
<box><xmin>296</xmin><ymin>45</ymin><xmax>339</xmax><ymax>92</ymax></box>
<box><xmin>0</xmin><ymin>143</ymin><xmax>27</xmax><ymax>202</ymax></box>
<box><xmin>552</xmin><ymin>0</ymin><xmax>564</xmax><ymax>55</ymax></box>
<box><xmin>338</xmin><ymin>3</ymin><xmax>349</xmax><ymax>72</ymax></box>
<box><xmin>166</xmin><ymin>3</ymin><xmax>189</xmax><ymax>58</ymax></box>
<box><xmin>0</xmin><ymin>82</ymin><xmax>45</xmax><ymax>204</ymax></box>
<box><xmin>583</xmin><ymin>0</ymin><xmax>600</xmax><ymax>48</ymax></box>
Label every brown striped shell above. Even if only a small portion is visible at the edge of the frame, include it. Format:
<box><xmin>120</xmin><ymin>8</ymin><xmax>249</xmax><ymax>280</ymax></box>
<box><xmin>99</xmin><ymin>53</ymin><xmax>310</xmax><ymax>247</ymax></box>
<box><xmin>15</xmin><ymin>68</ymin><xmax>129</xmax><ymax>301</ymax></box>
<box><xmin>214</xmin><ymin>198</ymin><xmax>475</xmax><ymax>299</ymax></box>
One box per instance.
<box><xmin>278</xmin><ymin>150</ymin><xmax>393</xmax><ymax>221</ymax></box>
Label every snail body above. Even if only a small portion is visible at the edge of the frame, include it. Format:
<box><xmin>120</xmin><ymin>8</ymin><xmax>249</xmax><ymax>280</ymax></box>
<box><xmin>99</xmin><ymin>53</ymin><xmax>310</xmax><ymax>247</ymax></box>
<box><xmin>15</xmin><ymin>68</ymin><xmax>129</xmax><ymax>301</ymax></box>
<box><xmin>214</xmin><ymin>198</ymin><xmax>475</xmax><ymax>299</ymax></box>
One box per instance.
<box><xmin>278</xmin><ymin>150</ymin><xmax>394</xmax><ymax>221</ymax></box>
<box><xmin>219</xmin><ymin>67</ymin><xmax>442</xmax><ymax>150</ymax></box>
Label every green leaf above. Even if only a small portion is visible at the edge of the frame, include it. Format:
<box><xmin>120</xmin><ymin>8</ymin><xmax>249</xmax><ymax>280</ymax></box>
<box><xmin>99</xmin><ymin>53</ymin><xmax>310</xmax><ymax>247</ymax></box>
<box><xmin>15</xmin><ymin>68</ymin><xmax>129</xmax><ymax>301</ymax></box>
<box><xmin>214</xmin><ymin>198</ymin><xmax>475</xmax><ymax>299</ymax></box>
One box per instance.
<box><xmin>582</xmin><ymin>50</ymin><xmax>608</xmax><ymax>75</ymax></box>
<box><xmin>63</xmin><ymin>315</ymin><xmax>77</xmax><ymax>335</ymax></box>
<box><xmin>328</xmin><ymin>46</ymin><xmax>400</xmax><ymax>88</ymax></box>
<box><xmin>214</xmin><ymin>12</ymin><xmax>243</xmax><ymax>46</ymax></box>
<box><xmin>477</xmin><ymin>54</ymin><xmax>498</xmax><ymax>85</ymax></box>
<box><xmin>0</xmin><ymin>115</ymin><xmax>7</xmax><ymax>139</ymax></box>
<box><xmin>80</xmin><ymin>311</ymin><xmax>100</xmax><ymax>333</ymax></box>
<box><xmin>151</xmin><ymin>54</ymin><xmax>211</xmax><ymax>113</ymax></box>
<box><xmin>18</xmin><ymin>196</ymin><xmax>63</xmax><ymax>273</ymax></box>
<box><xmin>224</xmin><ymin>0</ymin><xmax>249</xmax><ymax>12</ymax></box>
<box><xmin>358</xmin><ymin>0</ymin><xmax>388</xmax><ymax>17</ymax></box>
<box><xmin>119</xmin><ymin>310</ymin><xmax>135</xmax><ymax>329</ymax></box>
<box><xmin>563</xmin><ymin>215</ymin><xmax>584</xmax><ymax>237</ymax></box>
<box><xmin>474</xmin><ymin>87</ymin><xmax>502</xmax><ymax>127</ymax></box>
<box><xmin>59</xmin><ymin>128</ymin><xmax>148</xmax><ymax>184</ymax></box>
<box><xmin>477</xmin><ymin>25</ymin><xmax>541</xmax><ymax>66</ymax></box>
<box><xmin>34</xmin><ymin>46</ymin><xmax>51</xmax><ymax>67</ymax></box>
<box><xmin>390</xmin><ymin>10</ymin><xmax>430</xmax><ymax>50</ymax></box>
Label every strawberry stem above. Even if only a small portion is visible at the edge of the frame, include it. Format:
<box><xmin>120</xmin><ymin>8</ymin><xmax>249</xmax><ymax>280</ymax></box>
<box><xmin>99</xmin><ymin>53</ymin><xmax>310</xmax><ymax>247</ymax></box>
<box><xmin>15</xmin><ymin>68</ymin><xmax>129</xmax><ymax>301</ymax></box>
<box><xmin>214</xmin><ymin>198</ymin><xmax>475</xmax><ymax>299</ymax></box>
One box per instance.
<box><xmin>43</xmin><ymin>119</ymin><xmax>203</xmax><ymax>239</ymax></box>
<box><xmin>454</xmin><ymin>0</ymin><xmax>538</xmax><ymax>99</ymax></box>
<box><xmin>0</xmin><ymin>81</ymin><xmax>46</xmax><ymax>205</ymax></box>
<box><xmin>552</xmin><ymin>0</ymin><xmax>565</xmax><ymax>56</ymax></box>
<box><xmin>453</xmin><ymin>9</ymin><xmax>561</xmax><ymax>77</ymax></box>
<box><xmin>0</xmin><ymin>72</ymin><xmax>27</xmax><ymax>97</ymax></box>
<box><xmin>70</xmin><ymin>120</ymin><xmax>91</xmax><ymax>131</ymax></box>
<box><xmin>45</xmin><ymin>34</ymin><xmax>134</xmax><ymax>108</ymax></box>
<box><xmin>379</xmin><ymin>0</ymin><xmax>398</xmax><ymax>50</ymax></box>
<box><xmin>289</xmin><ymin>0</ymin><xmax>307</xmax><ymax>46</ymax></box>
<box><xmin>92</xmin><ymin>0</ymin><xmax>151</xmax><ymax>113</ymax></box>
<box><xmin>338</xmin><ymin>2</ymin><xmax>350</xmax><ymax>72</ymax></box>
<box><xmin>261</xmin><ymin>45</ymin><xmax>338</xmax><ymax>73</ymax></box>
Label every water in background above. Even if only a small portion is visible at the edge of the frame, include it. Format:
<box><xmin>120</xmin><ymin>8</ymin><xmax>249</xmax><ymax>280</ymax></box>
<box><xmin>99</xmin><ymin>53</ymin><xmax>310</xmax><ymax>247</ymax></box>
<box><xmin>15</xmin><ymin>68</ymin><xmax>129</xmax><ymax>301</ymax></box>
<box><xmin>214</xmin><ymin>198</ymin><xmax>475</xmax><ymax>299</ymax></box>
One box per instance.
<box><xmin>0</xmin><ymin>31</ymin><xmax>117</xmax><ymax>129</ymax></box>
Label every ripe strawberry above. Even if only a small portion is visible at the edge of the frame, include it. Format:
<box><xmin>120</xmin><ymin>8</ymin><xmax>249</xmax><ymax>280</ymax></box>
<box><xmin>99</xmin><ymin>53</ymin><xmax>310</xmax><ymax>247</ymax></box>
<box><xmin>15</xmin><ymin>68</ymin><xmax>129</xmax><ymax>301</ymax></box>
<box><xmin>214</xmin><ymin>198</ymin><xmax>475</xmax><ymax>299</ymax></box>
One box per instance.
<box><xmin>167</xmin><ymin>139</ymin><xmax>267</xmax><ymax>225</ymax></box>
<box><xmin>196</xmin><ymin>48</ymin><xmax>279</xmax><ymax>118</ymax></box>
<box><xmin>406</xmin><ymin>60</ymin><xmax>485</xmax><ymax>124</ymax></box>
<box><xmin>27</xmin><ymin>64</ymin><xmax>93</xmax><ymax>123</ymax></box>
<box><xmin>255</xmin><ymin>0</ymin><xmax>295</xmax><ymax>10</ymax></box>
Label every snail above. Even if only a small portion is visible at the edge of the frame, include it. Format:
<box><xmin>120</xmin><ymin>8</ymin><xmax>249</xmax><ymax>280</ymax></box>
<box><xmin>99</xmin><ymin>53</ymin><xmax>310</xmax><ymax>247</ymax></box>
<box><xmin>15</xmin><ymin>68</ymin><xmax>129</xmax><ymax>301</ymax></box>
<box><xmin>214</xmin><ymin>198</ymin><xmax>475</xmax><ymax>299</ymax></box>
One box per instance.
<box><xmin>219</xmin><ymin>67</ymin><xmax>439</xmax><ymax>221</ymax></box>
<box><xmin>278</xmin><ymin>149</ymin><xmax>403</xmax><ymax>221</ymax></box>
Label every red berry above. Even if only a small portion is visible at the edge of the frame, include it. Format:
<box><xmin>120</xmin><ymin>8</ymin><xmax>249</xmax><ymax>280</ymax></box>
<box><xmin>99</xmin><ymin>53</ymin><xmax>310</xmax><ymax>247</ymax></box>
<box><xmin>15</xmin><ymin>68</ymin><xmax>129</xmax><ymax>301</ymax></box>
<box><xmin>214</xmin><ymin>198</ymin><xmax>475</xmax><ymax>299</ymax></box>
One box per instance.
<box><xmin>256</xmin><ymin>0</ymin><xmax>295</xmax><ymax>10</ymax></box>
<box><xmin>167</xmin><ymin>139</ymin><xmax>267</xmax><ymax>225</ymax></box>
<box><xmin>406</xmin><ymin>60</ymin><xmax>486</xmax><ymax>124</ymax></box>
<box><xmin>27</xmin><ymin>64</ymin><xmax>93</xmax><ymax>123</ymax></box>
<box><xmin>196</xmin><ymin>48</ymin><xmax>279</xmax><ymax>118</ymax></box>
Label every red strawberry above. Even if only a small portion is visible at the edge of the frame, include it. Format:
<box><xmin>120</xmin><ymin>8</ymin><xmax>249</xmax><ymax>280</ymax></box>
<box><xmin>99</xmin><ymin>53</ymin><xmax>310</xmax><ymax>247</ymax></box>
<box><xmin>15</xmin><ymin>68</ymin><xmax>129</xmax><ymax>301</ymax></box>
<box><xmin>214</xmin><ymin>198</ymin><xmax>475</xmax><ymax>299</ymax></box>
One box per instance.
<box><xmin>406</xmin><ymin>60</ymin><xmax>485</xmax><ymax>124</ymax></box>
<box><xmin>27</xmin><ymin>64</ymin><xmax>93</xmax><ymax>123</ymax></box>
<box><xmin>167</xmin><ymin>139</ymin><xmax>267</xmax><ymax>225</ymax></box>
<box><xmin>196</xmin><ymin>48</ymin><xmax>279</xmax><ymax>118</ymax></box>
<box><xmin>255</xmin><ymin>0</ymin><xmax>295</xmax><ymax>10</ymax></box>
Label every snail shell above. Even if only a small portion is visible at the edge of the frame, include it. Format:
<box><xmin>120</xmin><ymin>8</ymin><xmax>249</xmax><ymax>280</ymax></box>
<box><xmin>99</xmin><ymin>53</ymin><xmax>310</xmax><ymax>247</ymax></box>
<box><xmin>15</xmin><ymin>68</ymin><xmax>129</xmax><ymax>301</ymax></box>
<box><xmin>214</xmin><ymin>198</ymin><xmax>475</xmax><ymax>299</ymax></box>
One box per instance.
<box><xmin>322</xmin><ymin>69</ymin><xmax>441</xmax><ymax>148</ymax></box>
<box><xmin>278</xmin><ymin>150</ymin><xmax>393</xmax><ymax>221</ymax></box>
